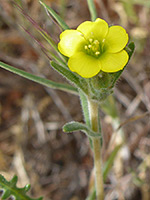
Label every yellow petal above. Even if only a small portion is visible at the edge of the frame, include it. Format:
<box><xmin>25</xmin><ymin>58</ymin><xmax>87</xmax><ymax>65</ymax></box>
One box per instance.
<box><xmin>77</xmin><ymin>18</ymin><xmax>108</xmax><ymax>40</ymax></box>
<box><xmin>104</xmin><ymin>26</ymin><xmax>129</xmax><ymax>53</ymax></box>
<box><xmin>100</xmin><ymin>50</ymin><xmax>129</xmax><ymax>72</ymax></box>
<box><xmin>58</xmin><ymin>30</ymin><xmax>85</xmax><ymax>57</ymax></box>
<box><xmin>68</xmin><ymin>52</ymin><xmax>101</xmax><ymax>78</ymax></box>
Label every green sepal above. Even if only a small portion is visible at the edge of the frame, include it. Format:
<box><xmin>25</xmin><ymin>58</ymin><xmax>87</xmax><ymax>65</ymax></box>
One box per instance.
<box><xmin>63</xmin><ymin>121</ymin><xmax>101</xmax><ymax>138</ymax></box>
<box><xmin>126</xmin><ymin>42</ymin><xmax>135</xmax><ymax>59</ymax></box>
<box><xmin>51</xmin><ymin>61</ymin><xmax>88</xmax><ymax>94</ymax></box>
<box><xmin>109</xmin><ymin>42</ymin><xmax>135</xmax><ymax>89</ymax></box>
<box><xmin>88</xmin><ymin>78</ymin><xmax>113</xmax><ymax>102</ymax></box>
<box><xmin>88</xmin><ymin>42</ymin><xmax>135</xmax><ymax>102</ymax></box>
<box><xmin>0</xmin><ymin>174</ymin><xmax>43</xmax><ymax>200</ymax></box>
<box><xmin>91</xmin><ymin>72</ymin><xmax>111</xmax><ymax>89</ymax></box>
<box><xmin>39</xmin><ymin>0</ymin><xmax>70</xmax><ymax>30</ymax></box>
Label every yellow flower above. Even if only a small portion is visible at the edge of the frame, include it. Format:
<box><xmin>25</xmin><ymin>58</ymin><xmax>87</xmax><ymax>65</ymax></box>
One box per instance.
<box><xmin>58</xmin><ymin>18</ymin><xmax>129</xmax><ymax>78</ymax></box>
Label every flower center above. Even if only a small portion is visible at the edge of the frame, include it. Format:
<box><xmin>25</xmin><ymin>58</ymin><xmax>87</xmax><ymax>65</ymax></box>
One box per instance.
<box><xmin>84</xmin><ymin>38</ymin><xmax>101</xmax><ymax>57</ymax></box>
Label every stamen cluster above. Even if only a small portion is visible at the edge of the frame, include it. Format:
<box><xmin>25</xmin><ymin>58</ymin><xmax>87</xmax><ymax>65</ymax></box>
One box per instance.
<box><xmin>84</xmin><ymin>38</ymin><xmax>101</xmax><ymax>57</ymax></box>
<box><xmin>58</xmin><ymin>18</ymin><xmax>129</xmax><ymax>78</ymax></box>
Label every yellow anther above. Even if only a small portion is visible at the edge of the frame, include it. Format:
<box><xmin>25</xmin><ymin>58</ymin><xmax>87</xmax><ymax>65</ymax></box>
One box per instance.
<box><xmin>84</xmin><ymin>45</ymin><xmax>88</xmax><ymax>50</ymax></box>
<box><xmin>95</xmin><ymin>51</ymin><xmax>100</xmax><ymax>56</ymax></box>
<box><xmin>94</xmin><ymin>40</ymin><xmax>99</xmax><ymax>45</ymax></box>
<box><xmin>88</xmin><ymin>44</ymin><xmax>92</xmax><ymax>48</ymax></box>
<box><xmin>89</xmin><ymin>38</ymin><xmax>93</xmax><ymax>43</ymax></box>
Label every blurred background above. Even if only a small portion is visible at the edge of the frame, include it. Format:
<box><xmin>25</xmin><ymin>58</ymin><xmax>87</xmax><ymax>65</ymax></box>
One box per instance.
<box><xmin>0</xmin><ymin>0</ymin><xmax>150</xmax><ymax>199</ymax></box>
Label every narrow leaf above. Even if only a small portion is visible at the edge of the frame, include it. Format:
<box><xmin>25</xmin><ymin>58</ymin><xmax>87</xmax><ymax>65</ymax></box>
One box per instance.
<box><xmin>10</xmin><ymin>175</ymin><xmax>18</xmax><ymax>187</ymax></box>
<box><xmin>134</xmin><ymin>0</ymin><xmax>150</xmax><ymax>7</ymax></box>
<box><xmin>14</xmin><ymin>0</ymin><xmax>22</xmax><ymax>6</ymax></box>
<box><xmin>2</xmin><ymin>190</ymin><xmax>11</xmax><ymax>199</ymax></box>
<box><xmin>51</xmin><ymin>61</ymin><xmax>88</xmax><ymax>94</ymax></box>
<box><xmin>0</xmin><ymin>61</ymin><xmax>78</xmax><ymax>95</ymax></box>
<box><xmin>35</xmin><ymin>28</ymin><xmax>67</xmax><ymax>62</ymax></box>
<box><xmin>24</xmin><ymin>184</ymin><xmax>31</xmax><ymax>192</ymax></box>
<box><xmin>103</xmin><ymin>144</ymin><xmax>122</xmax><ymax>182</ymax></box>
<box><xmin>63</xmin><ymin>121</ymin><xmax>101</xmax><ymax>138</ymax></box>
<box><xmin>79</xmin><ymin>90</ymin><xmax>91</xmax><ymax>127</ymax></box>
<box><xmin>87</xmin><ymin>0</ymin><xmax>97</xmax><ymax>21</ymax></box>
<box><xmin>0</xmin><ymin>174</ymin><xmax>43</xmax><ymax>200</ymax></box>
<box><xmin>86</xmin><ymin>189</ymin><xmax>96</xmax><ymax>200</ymax></box>
<box><xmin>86</xmin><ymin>188</ymin><xmax>96</xmax><ymax>200</ymax></box>
<box><xmin>79</xmin><ymin>90</ymin><xmax>94</xmax><ymax>148</ymax></box>
<box><xmin>39</xmin><ymin>0</ymin><xmax>70</xmax><ymax>30</ymax></box>
<box><xmin>86</xmin><ymin>144</ymin><xmax>122</xmax><ymax>199</ymax></box>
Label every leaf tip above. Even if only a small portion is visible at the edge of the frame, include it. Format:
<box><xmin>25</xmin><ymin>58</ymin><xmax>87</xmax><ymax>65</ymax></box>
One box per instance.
<box><xmin>24</xmin><ymin>184</ymin><xmax>31</xmax><ymax>192</ymax></box>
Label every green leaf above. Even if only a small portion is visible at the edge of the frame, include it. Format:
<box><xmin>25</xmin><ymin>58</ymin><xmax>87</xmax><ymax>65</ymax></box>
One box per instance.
<box><xmin>39</xmin><ymin>0</ymin><xmax>70</xmax><ymax>30</ymax></box>
<box><xmin>86</xmin><ymin>144</ymin><xmax>122</xmax><ymax>200</ymax></box>
<box><xmin>103</xmin><ymin>144</ymin><xmax>122</xmax><ymax>182</ymax></box>
<box><xmin>0</xmin><ymin>174</ymin><xmax>43</xmax><ymax>200</ymax></box>
<box><xmin>79</xmin><ymin>90</ymin><xmax>94</xmax><ymax>148</ymax></box>
<box><xmin>0</xmin><ymin>61</ymin><xmax>78</xmax><ymax>95</ymax></box>
<box><xmin>79</xmin><ymin>90</ymin><xmax>91</xmax><ymax>127</ymax></box>
<box><xmin>14</xmin><ymin>0</ymin><xmax>22</xmax><ymax>6</ymax></box>
<box><xmin>63</xmin><ymin>121</ymin><xmax>101</xmax><ymax>138</ymax></box>
<box><xmin>36</xmin><ymin>29</ymin><xmax>61</xmax><ymax>56</ymax></box>
<box><xmin>87</xmin><ymin>0</ymin><xmax>97</xmax><ymax>21</ymax></box>
<box><xmin>133</xmin><ymin>0</ymin><xmax>150</xmax><ymax>7</ymax></box>
<box><xmin>2</xmin><ymin>190</ymin><xmax>11</xmax><ymax>199</ymax></box>
<box><xmin>51</xmin><ymin>61</ymin><xmax>88</xmax><ymax>94</ymax></box>
<box><xmin>86</xmin><ymin>189</ymin><xmax>96</xmax><ymax>200</ymax></box>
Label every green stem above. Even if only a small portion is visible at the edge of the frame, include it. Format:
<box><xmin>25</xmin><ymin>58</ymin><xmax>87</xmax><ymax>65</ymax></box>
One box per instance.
<box><xmin>88</xmin><ymin>98</ymin><xmax>104</xmax><ymax>200</ymax></box>
<box><xmin>87</xmin><ymin>0</ymin><xmax>97</xmax><ymax>21</ymax></box>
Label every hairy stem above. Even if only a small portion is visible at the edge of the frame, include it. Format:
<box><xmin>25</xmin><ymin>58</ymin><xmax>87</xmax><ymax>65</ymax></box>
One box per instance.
<box><xmin>88</xmin><ymin>99</ymin><xmax>104</xmax><ymax>200</ymax></box>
